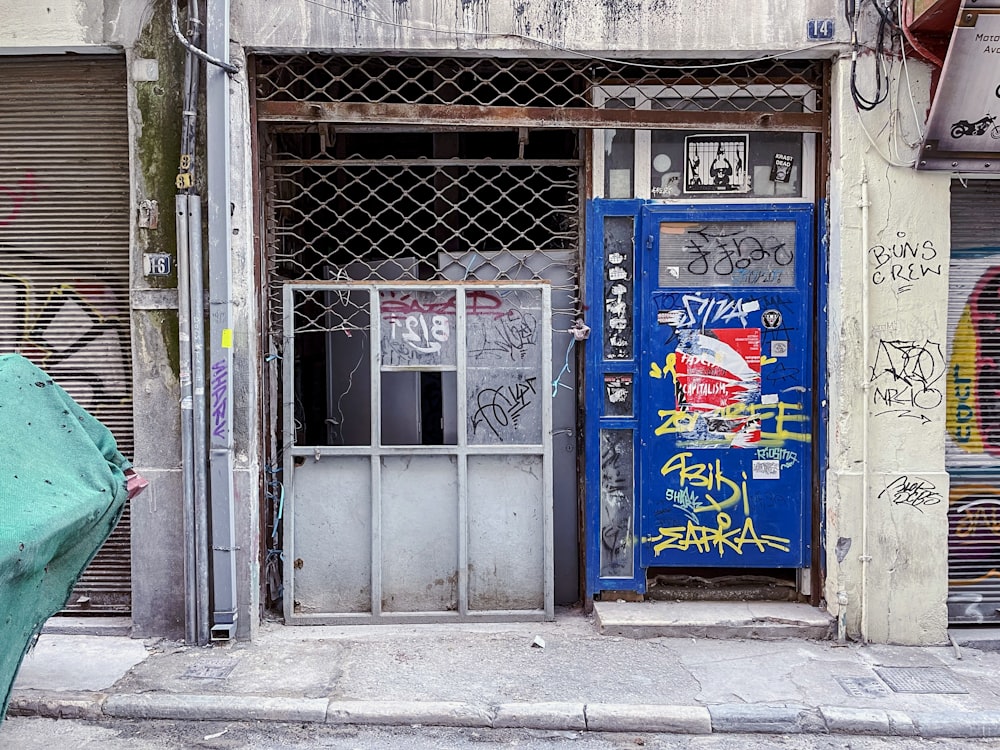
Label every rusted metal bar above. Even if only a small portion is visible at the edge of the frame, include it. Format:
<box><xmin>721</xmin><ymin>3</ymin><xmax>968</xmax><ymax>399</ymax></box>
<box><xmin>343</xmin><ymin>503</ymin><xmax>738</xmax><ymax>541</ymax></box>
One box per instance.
<box><xmin>257</xmin><ymin>101</ymin><xmax>823</xmax><ymax>132</ymax></box>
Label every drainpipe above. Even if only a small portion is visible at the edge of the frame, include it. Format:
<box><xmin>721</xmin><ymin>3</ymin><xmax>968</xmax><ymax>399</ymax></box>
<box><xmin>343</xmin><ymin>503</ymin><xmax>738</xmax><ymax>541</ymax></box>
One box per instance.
<box><xmin>175</xmin><ymin>192</ymin><xmax>198</xmax><ymax>645</ymax></box>
<box><xmin>859</xmin><ymin>167</ymin><xmax>871</xmax><ymax>644</ymax></box>
<box><xmin>205</xmin><ymin>0</ymin><xmax>239</xmax><ymax>641</ymax></box>
<box><xmin>188</xmin><ymin>189</ymin><xmax>211</xmax><ymax>647</ymax></box>
<box><xmin>174</xmin><ymin>0</ymin><xmax>209</xmax><ymax>645</ymax></box>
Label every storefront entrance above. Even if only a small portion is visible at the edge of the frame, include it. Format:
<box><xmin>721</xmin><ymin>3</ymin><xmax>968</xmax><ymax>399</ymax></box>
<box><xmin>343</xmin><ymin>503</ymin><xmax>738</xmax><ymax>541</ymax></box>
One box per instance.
<box><xmin>586</xmin><ymin>201</ymin><xmax>817</xmax><ymax>596</ymax></box>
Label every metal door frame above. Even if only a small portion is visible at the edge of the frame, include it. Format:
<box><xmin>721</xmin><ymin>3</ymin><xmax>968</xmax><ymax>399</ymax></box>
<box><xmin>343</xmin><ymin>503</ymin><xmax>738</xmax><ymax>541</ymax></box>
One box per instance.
<box><xmin>637</xmin><ymin>202</ymin><xmax>815</xmax><ymax>569</ymax></box>
<box><xmin>282</xmin><ymin>281</ymin><xmax>554</xmax><ymax>624</ymax></box>
<box><xmin>585</xmin><ymin>201</ymin><xmax>818</xmax><ymax>596</ymax></box>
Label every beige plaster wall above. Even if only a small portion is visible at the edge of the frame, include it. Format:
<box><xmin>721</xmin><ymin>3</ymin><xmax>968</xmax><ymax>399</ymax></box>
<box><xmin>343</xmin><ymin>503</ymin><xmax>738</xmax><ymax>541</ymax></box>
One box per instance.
<box><xmin>826</xmin><ymin>53</ymin><xmax>951</xmax><ymax>645</ymax></box>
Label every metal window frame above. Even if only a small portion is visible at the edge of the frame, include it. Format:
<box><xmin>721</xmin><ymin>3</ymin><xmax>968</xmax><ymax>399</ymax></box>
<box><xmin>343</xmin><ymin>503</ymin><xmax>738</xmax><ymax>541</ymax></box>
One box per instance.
<box><xmin>282</xmin><ymin>281</ymin><xmax>554</xmax><ymax>624</ymax></box>
<box><xmin>592</xmin><ymin>84</ymin><xmax>819</xmax><ymax>202</ymax></box>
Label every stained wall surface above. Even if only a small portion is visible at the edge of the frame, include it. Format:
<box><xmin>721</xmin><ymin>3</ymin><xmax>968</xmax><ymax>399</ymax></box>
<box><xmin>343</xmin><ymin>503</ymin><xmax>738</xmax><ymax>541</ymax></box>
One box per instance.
<box><xmin>0</xmin><ymin>0</ymin><xmax>955</xmax><ymax>643</ymax></box>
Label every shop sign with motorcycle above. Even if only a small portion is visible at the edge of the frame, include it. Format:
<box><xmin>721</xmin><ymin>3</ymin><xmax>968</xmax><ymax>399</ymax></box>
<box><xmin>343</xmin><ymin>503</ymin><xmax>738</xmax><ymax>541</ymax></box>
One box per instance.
<box><xmin>918</xmin><ymin>1</ymin><xmax>1000</xmax><ymax>172</ymax></box>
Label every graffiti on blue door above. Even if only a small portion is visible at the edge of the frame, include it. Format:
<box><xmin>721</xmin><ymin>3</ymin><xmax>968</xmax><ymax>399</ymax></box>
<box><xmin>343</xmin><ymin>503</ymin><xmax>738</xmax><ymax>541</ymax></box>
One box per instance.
<box><xmin>639</xmin><ymin>208</ymin><xmax>813</xmax><ymax>568</ymax></box>
<box><xmin>586</xmin><ymin>203</ymin><xmax>815</xmax><ymax>594</ymax></box>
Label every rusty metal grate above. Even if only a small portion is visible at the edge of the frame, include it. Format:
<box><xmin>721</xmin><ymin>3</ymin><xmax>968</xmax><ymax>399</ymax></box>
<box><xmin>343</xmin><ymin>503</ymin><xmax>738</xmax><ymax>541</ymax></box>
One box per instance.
<box><xmin>261</xmin><ymin>127</ymin><xmax>582</xmax><ymax>342</ymax></box>
<box><xmin>836</xmin><ymin>675</ymin><xmax>891</xmax><ymax>698</ymax></box>
<box><xmin>254</xmin><ymin>55</ymin><xmax>825</xmax><ymax>118</ymax></box>
<box><xmin>181</xmin><ymin>659</ymin><xmax>238</xmax><ymax>680</ymax></box>
<box><xmin>874</xmin><ymin>666</ymin><xmax>968</xmax><ymax>694</ymax></box>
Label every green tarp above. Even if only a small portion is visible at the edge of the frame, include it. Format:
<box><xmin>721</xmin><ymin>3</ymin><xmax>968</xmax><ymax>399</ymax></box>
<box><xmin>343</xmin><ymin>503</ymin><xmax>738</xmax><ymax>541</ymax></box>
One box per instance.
<box><xmin>0</xmin><ymin>353</ymin><xmax>129</xmax><ymax>720</ymax></box>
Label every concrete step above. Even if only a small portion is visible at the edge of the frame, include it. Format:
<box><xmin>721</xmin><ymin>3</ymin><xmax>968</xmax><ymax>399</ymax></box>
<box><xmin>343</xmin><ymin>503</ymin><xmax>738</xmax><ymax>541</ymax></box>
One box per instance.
<box><xmin>594</xmin><ymin>600</ymin><xmax>833</xmax><ymax>640</ymax></box>
<box><xmin>42</xmin><ymin>616</ymin><xmax>132</xmax><ymax>637</ymax></box>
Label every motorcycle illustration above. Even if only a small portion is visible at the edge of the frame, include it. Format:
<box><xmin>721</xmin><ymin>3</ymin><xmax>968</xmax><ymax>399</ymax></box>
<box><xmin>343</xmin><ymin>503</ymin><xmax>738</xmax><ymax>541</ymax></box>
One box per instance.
<box><xmin>950</xmin><ymin>113</ymin><xmax>1000</xmax><ymax>139</ymax></box>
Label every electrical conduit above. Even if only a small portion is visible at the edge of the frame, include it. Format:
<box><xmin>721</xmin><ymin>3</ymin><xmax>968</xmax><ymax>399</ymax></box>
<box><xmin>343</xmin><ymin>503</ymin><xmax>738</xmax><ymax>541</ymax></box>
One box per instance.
<box><xmin>859</xmin><ymin>167</ymin><xmax>871</xmax><ymax>644</ymax></box>
<box><xmin>205</xmin><ymin>0</ymin><xmax>239</xmax><ymax>640</ymax></box>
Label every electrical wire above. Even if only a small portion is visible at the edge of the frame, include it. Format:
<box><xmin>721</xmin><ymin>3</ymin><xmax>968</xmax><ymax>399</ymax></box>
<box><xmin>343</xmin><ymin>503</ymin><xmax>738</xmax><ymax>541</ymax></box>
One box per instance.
<box><xmin>171</xmin><ymin>0</ymin><xmax>239</xmax><ymax>75</ymax></box>
<box><xmin>328</xmin><ymin>329</ymin><xmax>368</xmax><ymax>445</ymax></box>
<box><xmin>844</xmin><ymin>0</ymin><xmax>927</xmax><ymax>167</ymax></box>
<box><xmin>856</xmin><ymin>103</ymin><xmax>916</xmax><ymax>167</ymax></box>
<box><xmin>897</xmin><ymin>0</ymin><xmax>926</xmax><ymax>141</ymax></box>
<box><xmin>300</xmin><ymin>0</ymin><xmax>841</xmax><ymax>72</ymax></box>
<box><xmin>846</xmin><ymin>0</ymin><xmax>900</xmax><ymax>112</ymax></box>
<box><xmin>551</xmin><ymin>335</ymin><xmax>575</xmax><ymax>397</ymax></box>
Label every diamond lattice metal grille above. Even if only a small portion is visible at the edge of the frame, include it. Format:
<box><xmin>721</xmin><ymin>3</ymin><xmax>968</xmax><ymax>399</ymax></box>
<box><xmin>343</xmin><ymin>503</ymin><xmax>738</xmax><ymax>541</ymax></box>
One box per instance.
<box><xmin>262</xmin><ymin>133</ymin><xmax>582</xmax><ymax>339</ymax></box>
<box><xmin>254</xmin><ymin>55</ymin><xmax>825</xmax><ymax>118</ymax></box>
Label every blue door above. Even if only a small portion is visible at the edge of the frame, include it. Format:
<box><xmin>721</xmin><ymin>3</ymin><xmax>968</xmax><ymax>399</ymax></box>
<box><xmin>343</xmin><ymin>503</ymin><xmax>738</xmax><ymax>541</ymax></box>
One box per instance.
<box><xmin>638</xmin><ymin>204</ymin><xmax>814</xmax><ymax>568</ymax></box>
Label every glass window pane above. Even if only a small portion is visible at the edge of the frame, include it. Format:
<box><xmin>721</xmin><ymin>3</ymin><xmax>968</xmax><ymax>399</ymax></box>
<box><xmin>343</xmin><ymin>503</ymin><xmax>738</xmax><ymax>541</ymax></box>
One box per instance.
<box><xmin>650</xmin><ymin>131</ymin><xmax>805</xmax><ymax>199</ymax></box>
<box><xmin>379</xmin><ymin>289</ymin><xmax>456</xmax><ymax>368</ymax></box>
<box><xmin>603</xmin><ymin>216</ymin><xmax>635</xmax><ymax>361</ymax></box>
<box><xmin>599</xmin><ymin>428</ymin><xmax>634</xmax><ymax>578</ymax></box>
<box><xmin>466</xmin><ymin>288</ymin><xmax>544</xmax><ymax>445</ymax></box>
<box><xmin>603</xmin><ymin>98</ymin><xmax>635</xmax><ymax>199</ymax></box>
<box><xmin>658</xmin><ymin>220</ymin><xmax>797</xmax><ymax>288</ymax></box>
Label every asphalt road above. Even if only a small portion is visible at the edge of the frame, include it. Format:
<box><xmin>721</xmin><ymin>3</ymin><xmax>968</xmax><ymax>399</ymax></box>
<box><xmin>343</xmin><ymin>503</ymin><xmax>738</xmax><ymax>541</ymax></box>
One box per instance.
<box><xmin>2</xmin><ymin>718</ymin><xmax>1000</xmax><ymax>750</ymax></box>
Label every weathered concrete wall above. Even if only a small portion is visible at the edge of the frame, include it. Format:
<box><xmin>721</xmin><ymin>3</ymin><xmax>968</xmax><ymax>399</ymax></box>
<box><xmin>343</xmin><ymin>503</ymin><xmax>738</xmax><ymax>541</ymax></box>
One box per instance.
<box><xmin>0</xmin><ymin>0</ymin><xmax>102</xmax><ymax>47</ymax></box>
<box><xmin>227</xmin><ymin>48</ymin><xmax>262</xmax><ymax>641</ymax></box>
<box><xmin>3</xmin><ymin>0</ymin><xmax>956</xmax><ymax>646</ymax></box>
<box><xmin>127</xmin><ymin>9</ymin><xmax>262</xmax><ymax>640</ymax></box>
<box><xmin>127</xmin><ymin>1</ymin><xmax>188</xmax><ymax>640</ymax></box>
<box><xmin>233</xmin><ymin>0</ymin><xmax>848</xmax><ymax>54</ymax></box>
<box><xmin>0</xmin><ymin>0</ymin><xmax>150</xmax><ymax>48</ymax></box>
<box><xmin>826</xmin><ymin>54</ymin><xmax>950</xmax><ymax>645</ymax></box>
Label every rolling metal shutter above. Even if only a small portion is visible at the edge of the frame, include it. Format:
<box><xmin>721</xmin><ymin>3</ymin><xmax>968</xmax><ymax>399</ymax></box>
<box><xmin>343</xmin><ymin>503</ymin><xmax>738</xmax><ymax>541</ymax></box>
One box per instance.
<box><xmin>947</xmin><ymin>180</ymin><xmax>1000</xmax><ymax>624</ymax></box>
<box><xmin>0</xmin><ymin>56</ymin><xmax>133</xmax><ymax>614</ymax></box>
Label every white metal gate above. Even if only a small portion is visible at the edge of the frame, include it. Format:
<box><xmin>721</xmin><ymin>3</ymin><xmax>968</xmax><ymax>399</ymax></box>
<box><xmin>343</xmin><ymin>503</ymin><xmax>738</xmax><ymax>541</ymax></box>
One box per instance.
<box><xmin>283</xmin><ymin>282</ymin><xmax>553</xmax><ymax>623</ymax></box>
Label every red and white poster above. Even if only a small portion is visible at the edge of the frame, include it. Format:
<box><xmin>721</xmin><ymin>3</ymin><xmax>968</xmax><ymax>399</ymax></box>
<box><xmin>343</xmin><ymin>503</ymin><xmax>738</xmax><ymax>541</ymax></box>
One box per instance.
<box><xmin>673</xmin><ymin>328</ymin><xmax>761</xmax><ymax>447</ymax></box>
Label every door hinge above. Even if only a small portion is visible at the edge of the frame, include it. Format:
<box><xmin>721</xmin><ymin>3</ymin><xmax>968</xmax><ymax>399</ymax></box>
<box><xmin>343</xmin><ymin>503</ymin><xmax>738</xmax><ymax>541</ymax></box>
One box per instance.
<box><xmin>645</xmin><ymin>235</ymin><xmax>653</xmax><ymax>251</ymax></box>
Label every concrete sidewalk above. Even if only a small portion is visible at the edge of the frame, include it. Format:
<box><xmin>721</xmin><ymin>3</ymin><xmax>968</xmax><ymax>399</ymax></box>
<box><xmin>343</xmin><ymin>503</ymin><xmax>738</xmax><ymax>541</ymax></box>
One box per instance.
<box><xmin>7</xmin><ymin>603</ymin><xmax>1000</xmax><ymax>739</ymax></box>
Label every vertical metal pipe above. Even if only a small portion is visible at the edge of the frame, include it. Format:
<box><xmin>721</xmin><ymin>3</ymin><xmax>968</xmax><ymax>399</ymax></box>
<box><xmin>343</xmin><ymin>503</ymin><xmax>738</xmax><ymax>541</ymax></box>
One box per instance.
<box><xmin>281</xmin><ymin>285</ymin><xmax>296</xmax><ymax>625</ymax></box>
<box><xmin>859</xmin><ymin>168</ymin><xmax>871</xmax><ymax>644</ymax></box>
<box><xmin>174</xmin><ymin>0</ymin><xmax>211</xmax><ymax>647</ymax></box>
<box><xmin>174</xmin><ymin>0</ymin><xmax>203</xmax><ymax>645</ymax></box>
<box><xmin>175</xmin><ymin>197</ymin><xmax>198</xmax><ymax>645</ymax></box>
<box><xmin>188</xmin><ymin>194</ymin><xmax>211</xmax><ymax>645</ymax></box>
<box><xmin>206</xmin><ymin>0</ymin><xmax>239</xmax><ymax>640</ymax></box>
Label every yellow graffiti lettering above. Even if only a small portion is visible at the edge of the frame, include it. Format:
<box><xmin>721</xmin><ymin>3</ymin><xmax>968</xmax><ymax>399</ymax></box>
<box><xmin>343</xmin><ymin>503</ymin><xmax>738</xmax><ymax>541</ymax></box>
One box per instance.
<box><xmin>659</xmin><ymin>452</ymin><xmax>745</xmax><ymax>512</ymax></box>
<box><xmin>651</xmin><ymin>401</ymin><xmax>810</xmax><ymax>446</ymax></box>
<box><xmin>649</xmin><ymin>353</ymin><xmax>676</xmax><ymax>380</ymax></box>
<box><xmin>654</xmin><ymin>409</ymin><xmax>699</xmax><ymax>436</ymax></box>
<box><xmin>760</xmin><ymin>401</ymin><xmax>810</xmax><ymax>446</ymax></box>
<box><xmin>646</xmin><ymin>513</ymin><xmax>791</xmax><ymax>557</ymax></box>
<box><xmin>761</xmin><ymin>355</ymin><xmax>777</xmax><ymax>366</ymax></box>
<box><xmin>683</xmin><ymin>516</ymin><xmax>712</xmax><ymax>552</ymax></box>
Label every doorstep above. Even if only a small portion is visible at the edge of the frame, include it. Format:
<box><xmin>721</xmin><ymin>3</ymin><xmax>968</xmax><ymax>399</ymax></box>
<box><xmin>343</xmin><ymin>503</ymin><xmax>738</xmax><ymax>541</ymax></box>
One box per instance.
<box><xmin>594</xmin><ymin>599</ymin><xmax>833</xmax><ymax>640</ymax></box>
<box><xmin>41</xmin><ymin>617</ymin><xmax>132</xmax><ymax>637</ymax></box>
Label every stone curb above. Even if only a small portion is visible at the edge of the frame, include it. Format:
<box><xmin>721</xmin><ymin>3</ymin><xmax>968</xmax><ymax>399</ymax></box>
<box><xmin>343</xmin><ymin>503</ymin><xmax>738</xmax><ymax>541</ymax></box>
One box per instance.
<box><xmin>6</xmin><ymin>690</ymin><xmax>107</xmax><ymax>720</ymax></box>
<box><xmin>586</xmin><ymin>704</ymin><xmax>712</xmax><ymax>734</ymax></box>
<box><xmin>326</xmin><ymin>700</ymin><xmax>492</xmax><ymax>728</ymax></box>
<box><xmin>708</xmin><ymin>704</ymin><xmax>826</xmax><ymax>734</ymax></box>
<box><xmin>819</xmin><ymin>706</ymin><xmax>919</xmax><ymax>736</ymax></box>
<box><xmin>10</xmin><ymin>692</ymin><xmax>1000</xmax><ymax>738</ymax></box>
<box><xmin>820</xmin><ymin>706</ymin><xmax>893</xmax><ymax>735</ymax></box>
<box><xmin>103</xmin><ymin>693</ymin><xmax>329</xmax><ymax>723</ymax></box>
<box><xmin>494</xmin><ymin>702</ymin><xmax>585</xmax><ymax>730</ymax></box>
<box><xmin>911</xmin><ymin>711</ymin><xmax>1000</xmax><ymax>738</ymax></box>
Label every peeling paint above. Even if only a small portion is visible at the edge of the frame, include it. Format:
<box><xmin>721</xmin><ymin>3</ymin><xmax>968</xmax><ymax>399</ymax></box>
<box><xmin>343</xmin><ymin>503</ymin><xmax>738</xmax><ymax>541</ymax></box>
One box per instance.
<box><xmin>835</xmin><ymin>536</ymin><xmax>851</xmax><ymax>564</ymax></box>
